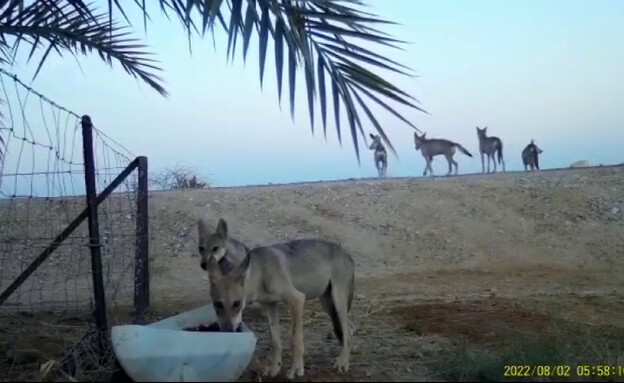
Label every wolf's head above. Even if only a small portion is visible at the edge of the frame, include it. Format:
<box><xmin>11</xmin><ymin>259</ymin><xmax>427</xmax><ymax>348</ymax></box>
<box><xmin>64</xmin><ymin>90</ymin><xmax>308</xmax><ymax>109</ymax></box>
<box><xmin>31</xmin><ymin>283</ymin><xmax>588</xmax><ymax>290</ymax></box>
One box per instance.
<box><xmin>476</xmin><ymin>126</ymin><xmax>487</xmax><ymax>138</ymax></box>
<box><xmin>203</xmin><ymin>251</ymin><xmax>251</xmax><ymax>332</ymax></box>
<box><xmin>197</xmin><ymin>218</ymin><xmax>231</xmax><ymax>271</ymax></box>
<box><xmin>413</xmin><ymin>132</ymin><xmax>426</xmax><ymax>150</ymax></box>
<box><xmin>369</xmin><ymin>133</ymin><xmax>382</xmax><ymax>150</ymax></box>
<box><xmin>529</xmin><ymin>140</ymin><xmax>543</xmax><ymax>154</ymax></box>
<box><xmin>534</xmin><ymin>142</ymin><xmax>544</xmax><ymax>154</ymax></box>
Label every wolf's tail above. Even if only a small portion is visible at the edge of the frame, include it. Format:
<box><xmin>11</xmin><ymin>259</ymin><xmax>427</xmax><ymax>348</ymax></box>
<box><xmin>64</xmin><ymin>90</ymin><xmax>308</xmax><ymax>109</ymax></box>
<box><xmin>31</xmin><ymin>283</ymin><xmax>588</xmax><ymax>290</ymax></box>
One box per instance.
<box><xmin>325</xmin><ymin>283</ymin><xmax>345</xmax><ymax>345</ymax></box>
<box><xmin>325</xmin><ymin>256</ymin><xmax>355</xmax><ymax>346</ymax></box>
<box><xmin>497</xmin><ymin>140</ymin><xmax>504</xmax><ymax>164</ymax></box>
<box><xmin>454</xmin><ymin>143</ymin><xmax>473</xmax><ymax>157</ymax></box>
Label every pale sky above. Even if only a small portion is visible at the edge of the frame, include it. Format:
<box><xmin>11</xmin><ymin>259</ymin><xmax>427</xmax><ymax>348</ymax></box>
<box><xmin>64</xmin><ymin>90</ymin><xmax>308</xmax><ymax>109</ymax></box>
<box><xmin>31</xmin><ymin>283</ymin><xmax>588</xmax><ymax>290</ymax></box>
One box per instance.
<box><xmin>3</xmin><ymin>0</ymin><xmax>624</xmax><ymax>190</ymax></box>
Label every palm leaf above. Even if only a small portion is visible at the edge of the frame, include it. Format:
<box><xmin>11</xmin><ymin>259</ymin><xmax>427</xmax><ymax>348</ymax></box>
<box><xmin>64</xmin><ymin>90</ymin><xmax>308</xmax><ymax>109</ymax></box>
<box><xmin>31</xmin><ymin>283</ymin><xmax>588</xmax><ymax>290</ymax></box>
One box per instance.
<box><xmin>0</xmin><ymin>1</ymin><xmax>168</xmax><ymax>96</ymax></box>
<box><xmin>0</xmin><ymin>0</ymin><xmax>425</xmax><ymax>163</ymax></box>
<box><xmin>215</xmin><ymin>0</ymin><xmax>426</xmax><ymax>161</ymax></box>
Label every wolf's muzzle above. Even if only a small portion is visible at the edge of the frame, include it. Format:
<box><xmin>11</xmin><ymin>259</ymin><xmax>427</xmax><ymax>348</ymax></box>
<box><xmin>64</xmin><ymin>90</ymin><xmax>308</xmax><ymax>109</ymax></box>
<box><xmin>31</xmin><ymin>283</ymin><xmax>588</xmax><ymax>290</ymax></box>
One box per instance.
<box><xmin>220</xmin><ymin>322</ymin><xmax>244</xmax><ymax>333</ymax></box>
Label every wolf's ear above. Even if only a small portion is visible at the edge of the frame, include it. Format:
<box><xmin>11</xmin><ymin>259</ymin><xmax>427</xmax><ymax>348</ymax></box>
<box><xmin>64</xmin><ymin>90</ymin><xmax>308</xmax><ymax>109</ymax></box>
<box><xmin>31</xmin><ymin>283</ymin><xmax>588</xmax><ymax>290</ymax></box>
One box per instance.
<box><xmin>198</xmin><ymin>218</ymin><xmax>209</xmax><ymax>241</ymax></box>
<box><xmin>369</xmin><ymin>133</ymin><xmax>375</xmax><ymax>139</ymax></box>
<box><xmin>205</xmin><ymin>255</ymin><xmax>222</xmax><ymax>281</ymax></box>
<box><xmin>216</xmin><ymin>218</ymin><xmax>228</xmax><ymax>239</ymax></box>
<box><xmin>232</xmin><ymin>252</ymin><xmax>251</xmax><ymax>284</ymax></box>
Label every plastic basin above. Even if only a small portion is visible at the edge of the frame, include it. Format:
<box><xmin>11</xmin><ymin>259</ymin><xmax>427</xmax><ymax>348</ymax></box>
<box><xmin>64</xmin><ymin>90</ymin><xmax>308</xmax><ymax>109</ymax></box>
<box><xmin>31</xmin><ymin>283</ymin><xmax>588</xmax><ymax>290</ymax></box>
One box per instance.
<box><xmin>111</xmin><ymin>305</ymin><xmax>257</xmax><ymax>382</ymax></box>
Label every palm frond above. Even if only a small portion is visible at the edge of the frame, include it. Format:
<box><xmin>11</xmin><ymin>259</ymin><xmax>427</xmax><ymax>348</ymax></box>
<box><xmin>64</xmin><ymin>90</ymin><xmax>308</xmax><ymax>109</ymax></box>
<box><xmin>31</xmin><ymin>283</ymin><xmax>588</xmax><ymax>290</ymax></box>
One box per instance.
<box><xmin>175</xmin><ymin>0</ymin><xmax>426</xmax><ymax>162</ymax></box>
<box><xmin>0</xmin><ymin>0</ymin><xmax>424</xmax><ymax>163</ymax></box>
<box><xmin>0</xmin><ymin>1</ymin><xmax>168</xmax><ymax>96</ymax></box>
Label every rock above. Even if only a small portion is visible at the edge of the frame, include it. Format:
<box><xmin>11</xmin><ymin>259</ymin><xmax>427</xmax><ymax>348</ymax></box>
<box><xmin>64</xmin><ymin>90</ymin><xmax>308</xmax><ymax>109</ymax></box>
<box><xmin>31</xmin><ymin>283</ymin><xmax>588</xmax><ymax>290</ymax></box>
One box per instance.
<box><xmin>611</xmin><ymin>207</ymin><xmax>620</xmax><ymax>215</ymax></box>
<box><xmin>569</xmin><ymin>160</ymin><xmax>591</xmax><ymax>168</ymax></box>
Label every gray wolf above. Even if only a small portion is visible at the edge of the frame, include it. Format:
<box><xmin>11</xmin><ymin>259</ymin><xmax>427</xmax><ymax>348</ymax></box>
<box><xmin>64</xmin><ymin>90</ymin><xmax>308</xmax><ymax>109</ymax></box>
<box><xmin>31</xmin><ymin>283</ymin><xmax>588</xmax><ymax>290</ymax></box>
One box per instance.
<box><xmin>476</xmin><ymin>126</ymin><xmax>506</xmax><ymax>173</ymax></box>
<box><xmin>197</xmin><ymin>218</ymin><xmax>355</xmax><ymax>380</ymax></box>
<box><xmin>413</xmin><ymin>132</ymin><xmax>473</xmax><ymax>176</ymax></box>
<box><xmin>368</xmin><ymin>133</ymin><xmax>388</xmax><ymax>177</ymax></box>
<box><xmin>521</xmin><ymin>140</ymin><xmax>543</xmax><ymax>171</ymax></box>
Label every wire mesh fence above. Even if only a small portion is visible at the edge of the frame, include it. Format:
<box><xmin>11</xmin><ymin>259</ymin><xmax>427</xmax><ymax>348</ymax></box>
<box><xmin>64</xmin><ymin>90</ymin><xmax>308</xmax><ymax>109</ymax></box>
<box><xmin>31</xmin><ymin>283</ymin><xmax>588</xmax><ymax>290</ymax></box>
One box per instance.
<box><xmin>0</xmin><ymin>68</ymin><xmax>148</xmax><ymax>381</ymax></box>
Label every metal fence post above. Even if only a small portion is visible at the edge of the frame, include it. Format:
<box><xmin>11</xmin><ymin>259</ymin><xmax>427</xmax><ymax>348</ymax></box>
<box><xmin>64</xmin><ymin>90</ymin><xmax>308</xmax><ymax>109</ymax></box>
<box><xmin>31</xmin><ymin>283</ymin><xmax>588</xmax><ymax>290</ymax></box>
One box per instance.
<box><xmin>81</xmin><ymin>115</ymin><xmax>108</xmax><ymax>348</ymax></box>
<box><xmin>134</xmin><ymin>156</ymin><xmax>150</xmax><ymax>322</ymax></box>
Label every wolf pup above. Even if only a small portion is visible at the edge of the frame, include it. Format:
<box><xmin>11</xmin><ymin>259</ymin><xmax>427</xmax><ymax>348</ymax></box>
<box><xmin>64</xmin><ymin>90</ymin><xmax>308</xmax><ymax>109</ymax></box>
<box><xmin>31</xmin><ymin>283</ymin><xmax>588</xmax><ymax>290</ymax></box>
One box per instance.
<box><xmin>476</xmin><ymin>126</ymin><xmax>505</xmax><ymax>173</ymax></box>
<box><xmin>413</xmin><ymin>132</ymin><xmax>473</xmax><ymax>176</ymax></box>
<box><xmin>198</xmin><ymin>218</ymin><xmax>355</xmax><ymax>379</ymax></box>
<box><xmin>521</xmin><ymin>139</ymin><xmax>543</xmax><ymax>171</ymax></box>
<box><xmin>368</xmin><ymin>133</ymin><xmax>388</xmax><ymax>177</ymax></box>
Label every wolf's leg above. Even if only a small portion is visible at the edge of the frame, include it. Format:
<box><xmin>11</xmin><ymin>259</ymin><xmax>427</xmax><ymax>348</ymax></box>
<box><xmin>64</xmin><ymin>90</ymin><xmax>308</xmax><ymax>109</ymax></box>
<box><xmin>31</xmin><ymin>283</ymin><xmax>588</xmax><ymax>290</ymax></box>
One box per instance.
<box><xmin>445</xmin><ymin>154</ymin><xmax>453</xmax><ymax>176</ymax></box>
<box><xmin>263</xmin><ymin>303</ymin><xmax>283</xmax><ymax>377</ymax></box>
<box><xmin>452</xmin><ymin>157</ymin><xmax>459</xmax><ymax>175</ymax></box>
<box><xmin>331</xmin><ymin>286</ymin><xmax>351</xmax><ymax>373</ymax></box>
<box><xmin>382</xmin><ymin>159</ymin><xmax>387</xmax><ymax>177</ymax></box>
<box><xmin>285</xmin><ymin>290</ymin><xmax>306</xmax><ymax>379</ymax></box>
<box><xmin>492</xmin><ymin>152</ymin><xmax>497</xmax><ymax>173</ymax></box>
<box><xmin>480</xmin><ymin>152</ymin><xmax>485</xmax><ymax>173</ymax></box>
<box><xmin>425</xmin><ymin>157</ymin><xmax>434</xmax><ymax>177</ymax></box>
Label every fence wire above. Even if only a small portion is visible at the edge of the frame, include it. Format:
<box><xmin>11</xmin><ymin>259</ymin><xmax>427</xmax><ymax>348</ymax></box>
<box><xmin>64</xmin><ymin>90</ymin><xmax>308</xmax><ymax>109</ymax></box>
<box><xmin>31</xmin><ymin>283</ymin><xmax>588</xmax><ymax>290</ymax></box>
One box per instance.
<box><xmin>0</xmin><ymin>68</ymin><xmax>142</xmax><ymax>381</ymax></box>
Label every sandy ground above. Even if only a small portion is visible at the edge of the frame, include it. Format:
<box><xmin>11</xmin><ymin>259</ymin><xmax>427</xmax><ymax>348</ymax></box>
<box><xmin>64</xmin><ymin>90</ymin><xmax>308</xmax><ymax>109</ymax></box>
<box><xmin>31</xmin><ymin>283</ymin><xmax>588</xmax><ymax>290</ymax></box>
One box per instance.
<box><xmin>2</xmin><ymin>165</ymin><xmax>624</xmax><ymax>381</ymax></box>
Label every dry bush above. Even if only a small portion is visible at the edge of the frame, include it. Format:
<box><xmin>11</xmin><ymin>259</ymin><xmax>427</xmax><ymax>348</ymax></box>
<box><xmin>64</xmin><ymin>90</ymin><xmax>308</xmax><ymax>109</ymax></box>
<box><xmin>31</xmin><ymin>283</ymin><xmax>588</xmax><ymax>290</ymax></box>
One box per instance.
<box><xmin>150</xmin><ymin>165</ymin><xmax>210</xmax><ymax>191</ymax></box>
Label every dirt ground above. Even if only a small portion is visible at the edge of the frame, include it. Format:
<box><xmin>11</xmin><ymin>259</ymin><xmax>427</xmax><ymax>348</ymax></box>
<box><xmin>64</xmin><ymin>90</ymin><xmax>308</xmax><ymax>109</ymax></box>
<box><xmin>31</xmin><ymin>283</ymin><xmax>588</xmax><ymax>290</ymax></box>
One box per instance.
<box><xmin>2</xmin><ymin>165</ymin><xmax>624</xmax><ymax>381</ymax></box>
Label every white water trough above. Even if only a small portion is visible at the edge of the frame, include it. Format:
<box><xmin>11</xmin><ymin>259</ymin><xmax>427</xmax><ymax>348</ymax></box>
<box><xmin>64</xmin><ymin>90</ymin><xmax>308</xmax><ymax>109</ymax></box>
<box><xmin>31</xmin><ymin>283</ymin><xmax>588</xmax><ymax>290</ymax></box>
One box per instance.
<box><xmin>111</xmin><ymin>304</ymin><xmax>257</xmax><ymax>382</ymax></box>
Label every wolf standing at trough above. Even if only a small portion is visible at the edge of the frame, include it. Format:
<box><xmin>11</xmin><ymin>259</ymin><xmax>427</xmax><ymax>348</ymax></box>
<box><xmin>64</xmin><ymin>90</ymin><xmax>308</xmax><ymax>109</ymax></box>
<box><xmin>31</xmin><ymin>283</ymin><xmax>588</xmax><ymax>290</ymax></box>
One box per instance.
<box><xmin>369</xmin><ymin>133</ymin><xmax>388</xmax><ymax>177</ymax></box>
<box><xmin>197</xmin><ymin>218</ymin><xmax>355</xmax><ymax>379</ymax></box>
<box><xmin>476</xmin><ymin>126</ymin><xmax>506</xmax><ymax>173</ymax></box>
<box><xmin>413</xmin><ymin>132</ymin><xmax>473</xmax><ymax>176</ymax></box>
